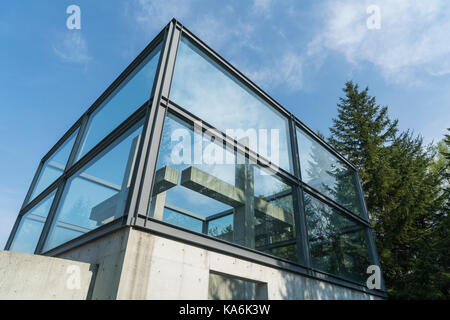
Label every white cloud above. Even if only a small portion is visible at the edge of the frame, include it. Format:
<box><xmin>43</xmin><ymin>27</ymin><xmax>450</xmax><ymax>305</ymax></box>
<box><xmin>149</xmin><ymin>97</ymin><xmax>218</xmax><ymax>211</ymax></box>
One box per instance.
<box><xmin>252</xmin><ymin>0</ymin><xmax>273</xmax><ymax>15</ymax></box>
<box><xmin>308</xmin><ymin>0</ymin><xmax>450</xmax><ymax>84</ymax></box>
<box><xmin>132</xmin><ymin>0</ymin><xmax>192</xmax><ymax>33</ymax></box>
<box><xmin>53</xmin><ymin>31</ymin><xmax>91</xmax><ymax>64</ymax></box>
<box><xmin>246</xmin><ymin>51</ymin><xmax>303</xmax><ymax>91</ymax></box>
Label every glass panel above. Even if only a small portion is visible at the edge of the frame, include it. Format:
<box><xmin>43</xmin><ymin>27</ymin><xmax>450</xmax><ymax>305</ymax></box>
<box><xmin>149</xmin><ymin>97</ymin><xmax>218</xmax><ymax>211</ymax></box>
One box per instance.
<box><xmin>208</xmin><ymin>213</ymin><xmax>233</xmax><ymax>241</ymax></box>
<box><xmin>296</xmin><ymin>128</ymin><xmax>363</xmax><ymax>216</ymax></box>
<box><xmin>43</xmin><ymin>120</ymin><xmax>144</xmax><ymax>251</ymax></box>
<box><xmin>148</xmin><ymin>113</ymin><xmax>300</xmax><ymax>263</ymax></box>
<box><xmin>304</xmin><ymin>193</ymin><xmax>372</xmax><ymax>284</ymax></box>
<box><xmin>28</xmin><ymin>130</ymin><xmax>78</xmax><ymax>203</ymax></box>
<box><xmin>163</xmin><ymin>207</ymin><xmax>203</xmax><ymax>233</ymax></box>
<box><xmin>9</xmin><ymin>192</ymin><xmax>56</xmax><ymax>254</ymax></box>
<box><xmin>171</xmin><ymin>37</ymin><xmax>293</xmax><ymax>173</ymax></box>
<box><xmin>76</xmin><ymin>44</ymin><xmax>161</xmax><ymax>160</ymax></box>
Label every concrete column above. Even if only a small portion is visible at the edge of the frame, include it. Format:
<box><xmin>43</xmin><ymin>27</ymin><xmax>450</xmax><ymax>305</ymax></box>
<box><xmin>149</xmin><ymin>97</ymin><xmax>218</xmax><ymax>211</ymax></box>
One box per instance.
<box><xmin>233</xmin><ymin>138</ymin><xmax>255</xmax><ymax>248</ymax></box>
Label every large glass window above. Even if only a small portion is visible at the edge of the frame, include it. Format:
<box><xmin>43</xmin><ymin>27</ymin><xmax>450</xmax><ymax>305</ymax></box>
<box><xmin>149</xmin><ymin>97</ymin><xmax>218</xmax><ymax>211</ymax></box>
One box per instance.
<box><xmin>9</xmin><ymin>191</ymin><xmax>56</xmax><ymax>254</ymax></box>
<box><xmin>296</xmin><ymin>128</ymin><xmax>363</xmax><ymax>216</ymax></box>
<box><xmin>170</xmin><ymin>37</ymin><xmax>293</xmax><ymax>173</ymax></box>
<box><xmin>43</xmin><ymin>120</ymin><xmax>144</xmax><ymax>251</ymax></box>
<box><xmin>147</xmin><ymin>113</ymin><xmax>299</xmax><ymax>263</ymax></box>
<box><xmin>76</xmin><ymin>44</ymin><xmax>161</xmax><ymax>160</ymax></box>
<box><xmin>304</xmin><ymin>192</ymin><xmax>372</xmax><ymax>284</ymax></box>
<box><xmin>28</xmin><ymin>130</ymin><xmax>78</xmax><ymax>203</ymax></box>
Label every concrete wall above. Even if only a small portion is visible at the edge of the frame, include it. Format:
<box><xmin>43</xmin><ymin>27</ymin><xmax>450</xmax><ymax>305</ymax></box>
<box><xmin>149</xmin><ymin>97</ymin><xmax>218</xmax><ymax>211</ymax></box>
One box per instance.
<box><xmin>111</xmin><ymin>228</ymin><xmax>380</xmax><ymax>300</ymax></box>
<box><xmin>0</xmin><ymin>250</ymin><xmax>96</xmax><ymax>300</ymax></box>
<box><xmin>55</xmin><ymin>227</ymin><xmax>131</xmax><ymax>299</ymax></box>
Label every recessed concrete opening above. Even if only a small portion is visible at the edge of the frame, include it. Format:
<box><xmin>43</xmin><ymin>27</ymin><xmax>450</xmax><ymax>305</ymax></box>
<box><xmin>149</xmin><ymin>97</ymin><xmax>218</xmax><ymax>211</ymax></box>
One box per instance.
<box><xmin>208</xmin><ymin>272</ymin><xmax>268</xmax><ymax>300</ymax></box>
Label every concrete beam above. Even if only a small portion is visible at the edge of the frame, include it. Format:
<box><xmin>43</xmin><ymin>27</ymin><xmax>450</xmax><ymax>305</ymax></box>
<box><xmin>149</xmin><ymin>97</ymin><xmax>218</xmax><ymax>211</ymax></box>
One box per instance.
<box><xmin>152</xmin><ymin>166</ymin><xmax>179</xmax><ymax>196</ymax></box>
<box><xmin>181</xmin><ymin>166</ymin><xmax>244</xmax><ymax>208</ymax></box>
<box><xmin>180</xmin><ymin>166</ymin><xmax>293</xmax><ymax>225</ymax></box>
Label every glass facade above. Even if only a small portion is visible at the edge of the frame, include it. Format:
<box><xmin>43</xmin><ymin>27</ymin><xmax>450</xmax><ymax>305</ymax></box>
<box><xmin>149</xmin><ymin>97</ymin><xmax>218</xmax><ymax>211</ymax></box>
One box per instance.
<box><xmin>44</xmin><ymin>121</ymin><xmax>144</xmax><ymax>251</ymax></box>
<box><xmin>304</xmin><ymin>193</ymin><xmax>372</xmax><ymax>284</ymax></box>
<box><xmin>296</xmin><ymin>127</ymin><xmax>364</xmax><ymax>216</ymax></box>
<box><xmin>147</xmin><ymin>113</ymin><xmax>299</xmax><ymax>263</ymax></box>
<box><xmin>7</xmin><ymin>21</ymin><xmax>382</xmax><ymax>293</ymax></box>
<box><xmin>171</xmin><ymin>37</ymin><xmax>293</xmax><ymax>173</ymax></box>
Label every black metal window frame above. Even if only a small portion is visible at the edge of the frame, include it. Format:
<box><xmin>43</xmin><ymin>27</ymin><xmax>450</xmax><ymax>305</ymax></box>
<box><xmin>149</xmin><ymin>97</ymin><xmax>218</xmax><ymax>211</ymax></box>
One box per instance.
<box><xmin>5</xmin><ymin>19</ymin><xmax>386</xmax><ymax>298</ymax></box>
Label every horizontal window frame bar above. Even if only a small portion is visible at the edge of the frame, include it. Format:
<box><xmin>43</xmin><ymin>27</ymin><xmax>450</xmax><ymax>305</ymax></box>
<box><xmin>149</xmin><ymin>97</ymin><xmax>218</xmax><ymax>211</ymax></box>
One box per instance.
<box><xmin>165</xmin><ymin>99</ymin><xmax>299</xmax><ymax>187</ymax></box>
<box><xmin>205</xmin><ymin>209</ymin><xmax>234</xmax><ymax>222</ymax></box>
<box><xmin>42</xmin><ymin>217</ymin><xmax>126</xmax><ymax>257</ymax></box>
<box><xmin>164</xmin><ymin>203</ymin><xmax>206</xmax><ymax>222</ymax></box>
<box><xmin>302</xmin><ymin>184</ymin><xmax>371</xmax><ymax>227</ymax></box>
<box><xmin>19</xmin><ymin>178</ymin><xmax>59</xmax><ymax>216</ymax></box>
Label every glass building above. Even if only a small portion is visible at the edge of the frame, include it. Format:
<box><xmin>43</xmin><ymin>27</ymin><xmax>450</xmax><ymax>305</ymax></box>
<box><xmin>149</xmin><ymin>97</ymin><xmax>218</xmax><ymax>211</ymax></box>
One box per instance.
<box><xmin>5</xmin><ymin>19</ymin><xmax>385</xmax><ymax>298</ymax></box>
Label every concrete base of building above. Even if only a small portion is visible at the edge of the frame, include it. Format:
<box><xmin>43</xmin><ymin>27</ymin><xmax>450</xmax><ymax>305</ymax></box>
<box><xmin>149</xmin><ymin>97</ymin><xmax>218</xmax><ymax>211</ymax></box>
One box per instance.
<box><xmin>1</xmin><ymin>227</ymin><xmax>381</xmax><ymax>300</ymax></box>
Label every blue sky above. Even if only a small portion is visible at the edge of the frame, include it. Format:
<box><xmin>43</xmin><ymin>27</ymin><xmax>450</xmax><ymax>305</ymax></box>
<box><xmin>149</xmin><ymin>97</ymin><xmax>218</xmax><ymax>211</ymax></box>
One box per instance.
<box><xmin>1</xmin><ymin>0</ymin><xmax>449</xmax><ymax>248</ymax></box>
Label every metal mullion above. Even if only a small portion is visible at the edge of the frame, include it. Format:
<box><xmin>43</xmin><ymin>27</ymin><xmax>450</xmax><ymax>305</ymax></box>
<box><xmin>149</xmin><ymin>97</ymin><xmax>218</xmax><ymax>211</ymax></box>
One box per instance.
<box><xmin>34</xmin><ymin>179</ymin><xmax>67</xmax><ymax>254</ymax></box>
<box><xmin>127</xmin><ymin>20</ymin><xmax>180</xmax><ymax>223</ymax></box>
<box><xmin>355</xmin><ymin>171</ymin><xmax>370</xmax><ymax>222</ymax></box>
<box><xmin>19</xmin><ymin>160</ymin><xmax>45</xmax><ymax>211</ymax></box>
<box><xmin>166</xmin><ymin>100</ymin><xmax>299</xmax><ymax>187</ymax></box>
<box><xmin>289</xmin><ymin>116</ymin><xmax>311</xmax><ymax>268</ymax></box>
<box><xmin>365</xmin><ymin>227</ymin><xmax>386</xmax><ymax>291</ymax></box>
<box><xmin>302</xmin><ymin>183</ymin><xmax>371</xmax><ymax>228</ymax></box>
<box><xmin>65</xmin><ymin>114</ymin><xmax>89</xmax><ymax>170</ymax></box>
<box><xmin>355</xmin><ymin>170</ymin><xmax>386</xmax><ymax>291</ymax></box>
<box><xmin>4</xmin><ymin>215</ymin><xmax>22</xmax><ymax>250</ymax></box>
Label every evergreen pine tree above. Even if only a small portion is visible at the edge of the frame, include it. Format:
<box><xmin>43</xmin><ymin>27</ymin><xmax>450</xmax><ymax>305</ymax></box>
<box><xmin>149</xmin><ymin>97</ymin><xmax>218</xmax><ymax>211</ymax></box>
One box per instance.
<box><xmin>328</xmin><ymin>81</ymin><xmax>448</xmax><ymax>299</ymax></box>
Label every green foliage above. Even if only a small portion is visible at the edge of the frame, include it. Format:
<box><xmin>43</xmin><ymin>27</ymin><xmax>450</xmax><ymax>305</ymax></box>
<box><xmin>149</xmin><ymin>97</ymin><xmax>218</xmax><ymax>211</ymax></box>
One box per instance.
<box><xmin>328</xmin><ymin>81</ymin><xmax>449</xmax><ymax>299</ymax></box>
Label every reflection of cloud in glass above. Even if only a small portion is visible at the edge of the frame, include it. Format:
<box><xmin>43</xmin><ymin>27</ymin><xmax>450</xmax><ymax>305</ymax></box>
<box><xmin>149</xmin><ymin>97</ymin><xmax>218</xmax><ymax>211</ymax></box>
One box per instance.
<box><xmin>170</xmin><ymin>37</ymin><xmax>292</xmax><ymax>173</ymax></box>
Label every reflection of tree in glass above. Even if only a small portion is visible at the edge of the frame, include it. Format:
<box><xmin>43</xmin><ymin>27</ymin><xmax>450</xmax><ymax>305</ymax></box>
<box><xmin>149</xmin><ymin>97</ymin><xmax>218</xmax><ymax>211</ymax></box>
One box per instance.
<box><xmin>306</xmin><ymin>139</ymin><xmax>361</xmax><ymax>215</ymax></box>
<box><xmin>208</xmin><ymin>224</ymin><xmax>233</xmax><ymax>237</ymax></box>
<box><xmin>305</xmin><ymin>194</ymin><xmax>370</xmax><ymax>284</ymax></box>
